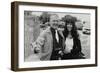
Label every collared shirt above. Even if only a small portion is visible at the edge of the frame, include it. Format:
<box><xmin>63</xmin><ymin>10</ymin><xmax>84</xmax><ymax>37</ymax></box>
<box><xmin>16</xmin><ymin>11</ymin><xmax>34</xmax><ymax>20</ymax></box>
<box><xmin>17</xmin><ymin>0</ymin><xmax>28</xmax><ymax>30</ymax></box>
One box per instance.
<box><xmin>55</xmin><ymin>30</ymin><xmax>59</xmax><ymax>43</ymax></box>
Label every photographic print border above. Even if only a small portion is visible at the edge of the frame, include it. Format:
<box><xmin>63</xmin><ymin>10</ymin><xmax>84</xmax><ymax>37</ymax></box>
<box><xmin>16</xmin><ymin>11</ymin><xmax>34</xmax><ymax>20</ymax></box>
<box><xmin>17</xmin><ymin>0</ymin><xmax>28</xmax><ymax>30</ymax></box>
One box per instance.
<box><xmin>11</xmin><ymin>1</ymin><xmax>98</xmax><ymax>71</ymax></box>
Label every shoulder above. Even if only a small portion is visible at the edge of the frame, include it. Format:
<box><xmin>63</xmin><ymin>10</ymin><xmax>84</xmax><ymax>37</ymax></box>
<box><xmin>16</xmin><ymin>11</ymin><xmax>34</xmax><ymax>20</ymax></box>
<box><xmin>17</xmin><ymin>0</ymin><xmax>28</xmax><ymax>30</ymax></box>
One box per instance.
<box><xmin>41</xmin><ymin>27</ymin><xmax>51</xmax><ymax>35</ymax></box>
<box><xmin>73</xmin><ymin>37</ymin><xmax>81</xmax><ymax>43</ymax></box>
<box><xmin>39</xmin><ymin>27</ymin><xmax>51</xmax><ymax>38</ymax></box>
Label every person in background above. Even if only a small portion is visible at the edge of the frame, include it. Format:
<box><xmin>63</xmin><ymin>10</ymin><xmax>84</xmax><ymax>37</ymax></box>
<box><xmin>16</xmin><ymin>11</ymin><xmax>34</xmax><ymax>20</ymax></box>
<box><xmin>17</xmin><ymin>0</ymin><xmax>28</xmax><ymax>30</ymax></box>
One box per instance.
<box><xmin>62</xmin><ymin>15</ymin><xmax>85</xmax><ymax>59</ymax></box>
<box><xmin>56</xmin><ymin>20</ymin><xmax>65</xmax><ymax>60</ymax></box>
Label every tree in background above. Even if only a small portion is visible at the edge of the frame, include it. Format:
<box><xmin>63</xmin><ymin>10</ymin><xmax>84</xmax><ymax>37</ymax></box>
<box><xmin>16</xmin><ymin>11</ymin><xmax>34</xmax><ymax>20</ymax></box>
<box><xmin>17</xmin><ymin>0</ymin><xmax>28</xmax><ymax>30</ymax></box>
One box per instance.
<box><xmin>62</xmin><ymin>15</ymin><xmax>77</xmax><ymax>22</ymax></box>
<box><xmin>39</xmin><ymin>12</ymin><xmax>51</xmax><ymax>24</ymax></box>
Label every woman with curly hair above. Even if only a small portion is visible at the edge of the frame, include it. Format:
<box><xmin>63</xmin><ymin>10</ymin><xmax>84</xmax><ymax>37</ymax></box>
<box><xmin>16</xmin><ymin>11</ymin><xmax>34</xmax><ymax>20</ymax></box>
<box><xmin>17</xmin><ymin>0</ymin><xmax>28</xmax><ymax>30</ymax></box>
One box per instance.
<box><xmin>62</xmin><ymin>15</ymin><xmax>85</xmax><ymax>59</ymax></box>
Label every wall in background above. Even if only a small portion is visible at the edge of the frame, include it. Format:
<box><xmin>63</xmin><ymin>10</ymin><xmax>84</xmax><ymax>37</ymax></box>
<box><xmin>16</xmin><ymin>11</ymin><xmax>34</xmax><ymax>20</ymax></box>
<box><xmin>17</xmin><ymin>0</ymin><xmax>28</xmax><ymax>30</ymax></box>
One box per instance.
<box><xmin>0</xmin><ymin>0</ymin><xmax>99</xmax><ymax>73</ymax></box>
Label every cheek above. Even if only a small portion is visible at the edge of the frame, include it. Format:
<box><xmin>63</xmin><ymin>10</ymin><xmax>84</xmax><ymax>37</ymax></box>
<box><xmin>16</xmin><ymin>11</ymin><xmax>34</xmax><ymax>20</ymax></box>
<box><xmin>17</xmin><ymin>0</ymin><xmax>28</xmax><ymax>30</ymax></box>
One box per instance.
<box><xmin>70</xmin><ymin>26</ymin><xmax>73</xmax><ymax>29</ymax></box>
<box><xmin>67</xmin><ymin>25</ymin><xmax>72</xmax><ymax>28</ymax></box>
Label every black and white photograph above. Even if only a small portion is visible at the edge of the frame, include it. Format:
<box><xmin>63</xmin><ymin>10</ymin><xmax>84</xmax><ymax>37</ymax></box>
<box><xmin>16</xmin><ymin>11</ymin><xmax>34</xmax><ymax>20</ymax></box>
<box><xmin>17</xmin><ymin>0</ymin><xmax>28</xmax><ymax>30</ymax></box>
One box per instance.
<box><xmin>24</xmin><ymin>11</ymin><xmax>90</xmax><ymax>61</ymax></box>
<box><xmin>11</xmin><ymin>1</ymin><xmax>97</xmax><ymax>71</ymax></box>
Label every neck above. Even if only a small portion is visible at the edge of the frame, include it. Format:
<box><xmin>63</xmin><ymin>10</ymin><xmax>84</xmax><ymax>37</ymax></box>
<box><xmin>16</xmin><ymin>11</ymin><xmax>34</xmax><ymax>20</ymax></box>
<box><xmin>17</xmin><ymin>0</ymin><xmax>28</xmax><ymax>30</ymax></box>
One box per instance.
<box><xmin>67</xmin><ymin>32</ymin><xmax>72</xmax><ymax>39</ymax></box>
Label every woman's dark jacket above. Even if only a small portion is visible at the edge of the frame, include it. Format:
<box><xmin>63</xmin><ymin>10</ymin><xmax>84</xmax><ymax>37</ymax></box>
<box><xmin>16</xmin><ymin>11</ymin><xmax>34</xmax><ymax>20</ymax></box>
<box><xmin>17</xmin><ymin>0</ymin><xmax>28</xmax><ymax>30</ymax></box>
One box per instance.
<box><xmin>62</xmin><ymin>37</ymin><xmax>85</xmax><ymax>59</ymax></box>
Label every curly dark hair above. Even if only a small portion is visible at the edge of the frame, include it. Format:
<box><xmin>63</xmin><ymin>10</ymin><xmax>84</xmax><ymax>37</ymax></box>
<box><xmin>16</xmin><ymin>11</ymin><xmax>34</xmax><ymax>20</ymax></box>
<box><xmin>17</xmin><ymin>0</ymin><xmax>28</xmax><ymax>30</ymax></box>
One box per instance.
<box><xmin>63</xmin><ymin>17</ymin><xmax>79</xmax><ymax>39</ymax></box>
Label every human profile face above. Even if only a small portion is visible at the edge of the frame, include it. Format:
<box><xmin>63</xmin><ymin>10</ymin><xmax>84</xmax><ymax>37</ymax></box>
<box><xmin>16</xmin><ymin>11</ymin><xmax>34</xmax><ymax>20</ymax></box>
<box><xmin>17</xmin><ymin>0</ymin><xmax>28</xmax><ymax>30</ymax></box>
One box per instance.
<box><xmin>66</xmin><ymin>23</ymin><xmax>73</xmax><ymax>32</ymax></box>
